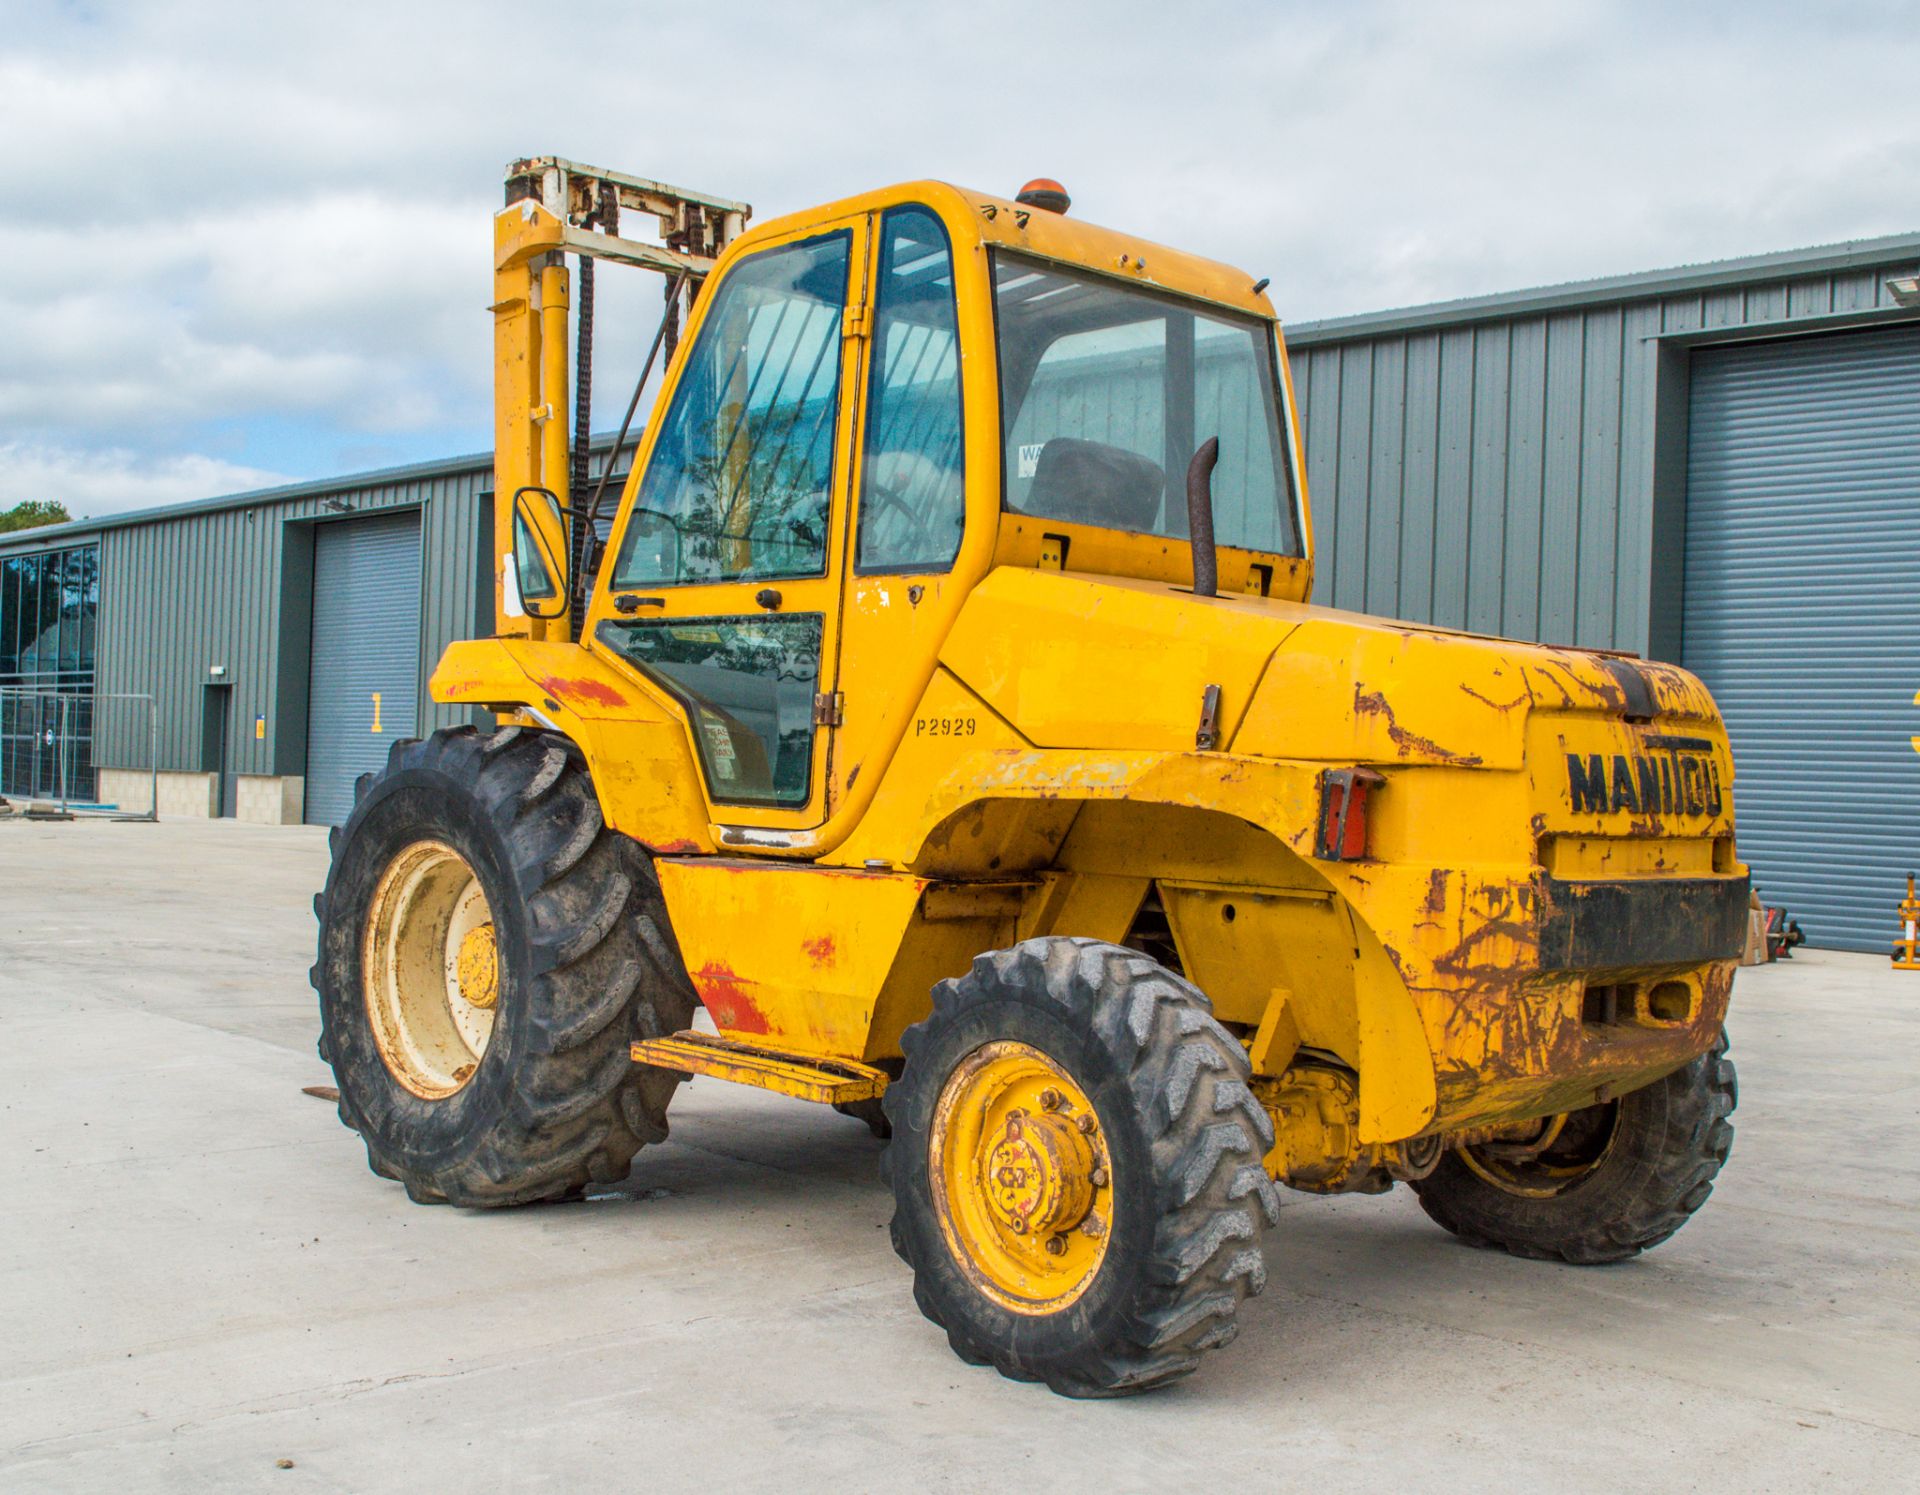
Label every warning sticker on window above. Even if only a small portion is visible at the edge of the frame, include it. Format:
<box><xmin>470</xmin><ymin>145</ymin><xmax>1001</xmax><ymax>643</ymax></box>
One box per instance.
<box><xmin>1018</xmin><ymin>443</ymin><xmax>1045</xmax><ymax>479</ymax></box>
<box><xmin>699</xmin><ymin>716</ymin><xmax>738</xmax><ymax>779</ymax></box>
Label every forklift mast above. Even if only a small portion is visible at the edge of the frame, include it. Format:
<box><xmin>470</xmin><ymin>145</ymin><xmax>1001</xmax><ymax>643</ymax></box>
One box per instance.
<box><xmin>490</xmin><ymin>157</ymin><xmax>750</xmax><ymax>643</ymax></box>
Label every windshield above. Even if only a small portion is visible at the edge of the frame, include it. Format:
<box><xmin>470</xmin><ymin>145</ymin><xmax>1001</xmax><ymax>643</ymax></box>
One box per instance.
<box><xmin>992</xmin><ymin>255</ymin><xmax>1299</xmax><ymax>555</ymax></box>
<box><xmin>611</xmin><ymin>233</ymin><xmax>851</xmax><ymax>588</ymax></box>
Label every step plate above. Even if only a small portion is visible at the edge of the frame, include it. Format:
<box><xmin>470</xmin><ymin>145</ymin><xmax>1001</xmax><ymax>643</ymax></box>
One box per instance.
<box><xmin>631</xmin><ymin>1032</ymin><xmax>887</xmax><ymax>1104</ymax></box>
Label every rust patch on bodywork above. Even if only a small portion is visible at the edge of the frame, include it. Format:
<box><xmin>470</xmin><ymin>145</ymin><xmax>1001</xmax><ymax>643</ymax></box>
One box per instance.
<box><xmin>692</xmin><ymin>961</ymin><xmax>770</xmax><ymax>1034</ymax></box>
<box><xmin>804</xmin><ymin>934</ymin><xmax>837</xmax><ymax>966</ymax></box>
<box><xmin>1353</xmin><ymin>687</ymin><xmax>1485</xmax><ymax>767</ymax></box>
<box><xmin>540</xmin><ymin>674</ymin><xmax>627</xmax><ymax>708</ymax></box>
<box><xmin>1459</xmin><ymin>682</ymin><xmax>1528</xmax><ymax>713</ymax></box>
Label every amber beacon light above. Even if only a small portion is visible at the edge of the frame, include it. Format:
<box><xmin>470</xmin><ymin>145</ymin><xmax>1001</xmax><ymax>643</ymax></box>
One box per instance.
<box><xmin>1015</xmin><ymin>178</ymin><xmax>1071</xmax><ymax>214</ymax></box>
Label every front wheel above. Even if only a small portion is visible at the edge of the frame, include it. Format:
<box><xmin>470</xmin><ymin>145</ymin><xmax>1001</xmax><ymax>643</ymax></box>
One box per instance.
<box><xmin>1410</xmin><ymin>1029</ymin><xmax>1737</xmax><ymax>1264</ymax></box>
<box><xmin>312</xmin><ymin>726</ymin><xmax>696</xmax><ymax>1207</ymax></box>
<box><xmin>883</xmin><ymin>938</ymin><xmax>1279</xmax><ymax>1398</ymax></box>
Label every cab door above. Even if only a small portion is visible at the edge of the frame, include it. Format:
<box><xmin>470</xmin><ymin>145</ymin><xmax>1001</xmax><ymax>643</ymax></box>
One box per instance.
<box><xmin>588</xmin><ymin>215</ymin><xmax>871</xmax><ymax>834</ymax></box>
<box><xmin>829</xmin><ymin>204</ymin><xmax>971</xmax><ymax>815</ymax></box>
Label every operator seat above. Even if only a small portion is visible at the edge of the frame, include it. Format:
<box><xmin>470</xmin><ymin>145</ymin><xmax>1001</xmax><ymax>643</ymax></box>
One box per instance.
<box><xmin>1023</xmin><ymin>438</ymin><xmax>1165</xmax><ymax>533</ymax></box>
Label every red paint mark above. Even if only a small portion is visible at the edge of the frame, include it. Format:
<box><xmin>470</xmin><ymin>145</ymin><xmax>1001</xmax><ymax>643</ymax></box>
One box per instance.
<box><xmin>803</xmin><ymin>934</ymin><xmax>837</xmax><ymax>967</ymax></box>
<box><xmin>539</xmin><ymin>674</ymin><xmax>627</xmax><ymax>708</ymax></box>
<box><xmin>692</xmin><ymin>961</ymin><xmax>770</xmax><ymax>1034</ymax></box>
<box><xmin>649</xmin><ymin>838</ymin><xmax>701</xmax><ymax>855</ymax></box>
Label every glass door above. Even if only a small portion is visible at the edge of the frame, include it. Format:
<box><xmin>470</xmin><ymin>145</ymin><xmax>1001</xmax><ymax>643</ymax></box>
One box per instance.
<box><xmin>590</xmin><ymin>215</ymin><xmax>872</xmax><ymax>831</ymax></box>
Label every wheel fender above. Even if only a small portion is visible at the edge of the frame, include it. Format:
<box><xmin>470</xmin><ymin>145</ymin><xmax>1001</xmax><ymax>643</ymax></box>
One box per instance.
<box><xmin>1342</xmin><ymin>899</ymin><xmax>1440</xmax><ymax>1143</ymax></box>
<box><xmin>430</xmin><ymin>638</ymin><xmax>715</xmax><ymax>854</ymax></box>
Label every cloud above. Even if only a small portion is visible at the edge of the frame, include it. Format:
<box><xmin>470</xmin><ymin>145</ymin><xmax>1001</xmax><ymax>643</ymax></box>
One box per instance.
<box><xmin>3</xmin><ymin>0</ymin><xmax>1918</xmax><ymax>515</ymax></box>
<box><xmin>0</xmin><ymin>444</ymin><xmax>290</xmax><ymax>521</ymax></box>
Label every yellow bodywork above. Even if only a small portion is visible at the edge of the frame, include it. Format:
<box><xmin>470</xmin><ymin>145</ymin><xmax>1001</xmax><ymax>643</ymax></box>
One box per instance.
<box><xmin>433</xmin><ymin>165</ymin><xmax>1747</xmax><ymax>1191</ymax></box>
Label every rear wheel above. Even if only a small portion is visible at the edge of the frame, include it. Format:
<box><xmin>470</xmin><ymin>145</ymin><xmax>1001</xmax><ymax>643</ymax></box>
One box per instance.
<box><xmin>883</xmin><ymin>938</ymin><xmax>1279</xmax><ymax>1397</ymax></box>
<box><xmin>312</xmin><ymin>726</ymin><xmax>697</xmax><ymax>1206</ymax></box>
<box><xmin>1410</xmin><ymin>1029</ymin><xmax>1737</xmax><ymax>1263</ymax></box>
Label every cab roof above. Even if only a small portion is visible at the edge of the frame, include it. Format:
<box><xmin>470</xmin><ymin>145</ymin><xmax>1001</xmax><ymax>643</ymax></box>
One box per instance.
<box><xmin>740</xmin><ymin>179</ymin><xmax>1279</xmax><ymax>322</ymax></box>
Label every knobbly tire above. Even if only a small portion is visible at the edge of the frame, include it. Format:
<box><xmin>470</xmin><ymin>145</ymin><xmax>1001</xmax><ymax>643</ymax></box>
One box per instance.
<box><xmin>882</xmin><ymin>937</ymin><xmax>1280</xmax><ymax>1398</ymax></box>
<box><xmin>1410</xmin><ymin>1029</ymin><xmax>1737</xmax><ymax>1264</ymax></box>
<box><xmin>312</xmin><ymin>725</ymin><xmax>696</xmax><ymax>1207</ymax></box>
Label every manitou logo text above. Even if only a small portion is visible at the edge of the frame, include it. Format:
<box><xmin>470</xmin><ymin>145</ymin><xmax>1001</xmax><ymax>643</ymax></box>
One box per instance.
<box><xmin>1566</xmin><ymin>738</ymin><xmax>1723</xmax><ymax>817</ymax></box>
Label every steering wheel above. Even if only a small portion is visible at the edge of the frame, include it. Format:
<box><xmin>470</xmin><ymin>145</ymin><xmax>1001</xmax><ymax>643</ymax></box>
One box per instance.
<box><xmin>866</xmin><ymin>479</ymin><xmax>937</xmax><ymax>558</ymax></box>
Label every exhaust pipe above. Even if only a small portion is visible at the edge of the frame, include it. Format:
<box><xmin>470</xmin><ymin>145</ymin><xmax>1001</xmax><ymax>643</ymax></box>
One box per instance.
<box><xmin>1186</xmin><ymin>437</ymin><xmax>1220</xmax><ymax>598</ymax></box>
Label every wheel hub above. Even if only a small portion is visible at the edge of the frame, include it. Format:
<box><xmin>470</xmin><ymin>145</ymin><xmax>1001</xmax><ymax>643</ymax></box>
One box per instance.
<box><xmin>982</xmin><ymin>1110</ymin><xmax>1096</xmax><ymax>1239</ymax></box>
<box><xmin>454</xmin><ymin>923</ymin><xmax>498</xmax><ymax>1009</ymax></box>
<box><xmin>928</xmin><ymin>1040</ymin><xmax>1114</xmax><ymax>1313</ymax></box>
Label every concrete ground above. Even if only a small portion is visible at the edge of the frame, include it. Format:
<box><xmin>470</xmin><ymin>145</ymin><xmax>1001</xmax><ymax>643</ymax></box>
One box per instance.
<box><xmin>2</xmin><ymin>818</ymin><xmax>1916</xmax><ymax>1493</ymax></box>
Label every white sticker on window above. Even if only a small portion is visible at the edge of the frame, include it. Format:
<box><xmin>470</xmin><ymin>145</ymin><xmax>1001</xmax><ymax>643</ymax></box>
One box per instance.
<box><xmin>700</xmin><ymin>716</ymin><xmax>738</xmax><ymax>778</ymax></box>
<box><xmin>1018</xmin><ymin>443</ymin><xmax>1045</xmax><ymax>479</ymax></box>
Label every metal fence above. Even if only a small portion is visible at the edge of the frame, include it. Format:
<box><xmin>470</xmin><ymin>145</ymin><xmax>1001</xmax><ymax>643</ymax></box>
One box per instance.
<box><xmin>0</xmin><ymin>688</ymin><xmax>156</xmax><ymax>819</ymax></box>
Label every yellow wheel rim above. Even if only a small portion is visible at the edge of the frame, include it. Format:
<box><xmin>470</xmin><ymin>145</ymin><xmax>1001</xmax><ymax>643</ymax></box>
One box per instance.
<box><xmin>363</xmin><ymin>840</ymin><xmax>497</xmax><ymax>1099</ymax></box>
<box><xmin>928</xmin><ymin>1040</ymin><xmax>1114</xmax><ymax>1315</ymax></box>
<box><xmin>1458</xmin><ymin>1104</ymin><xmax>1620</xmax><ymax>1199</ymax></box>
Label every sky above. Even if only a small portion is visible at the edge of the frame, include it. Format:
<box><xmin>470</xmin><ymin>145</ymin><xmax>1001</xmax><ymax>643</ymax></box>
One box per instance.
<box><xmin>5</xmin><ymin>0</ymin><xmax>1920</xmax><ymax>518</ymax></box>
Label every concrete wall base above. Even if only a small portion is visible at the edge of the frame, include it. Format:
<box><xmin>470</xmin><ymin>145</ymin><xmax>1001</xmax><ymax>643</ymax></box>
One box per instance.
<box><xmin>98</xmin><ymin>768</ymin><xmax>157</xmax><ymax>817</ymax></box>
<box><xmin>98</xmin><ymin>769</ymin><xmax>305</xmax><ymax>823</ymax></box>
<box><xmin>236</xmin><ymin>775</ymin><xmax>305</xmax><ymax>825</ymax></box>
<box><xmin>154</xmin><ymin>771</ymin><xmax>217</xmax><ymax>819</ymax></box>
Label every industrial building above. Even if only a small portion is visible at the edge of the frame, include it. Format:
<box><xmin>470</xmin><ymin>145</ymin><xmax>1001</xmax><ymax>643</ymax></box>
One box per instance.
<box><xmin>2</xmin><ymin>230</ymin><xmax>1915</xmax><ymax>950</ymax></box>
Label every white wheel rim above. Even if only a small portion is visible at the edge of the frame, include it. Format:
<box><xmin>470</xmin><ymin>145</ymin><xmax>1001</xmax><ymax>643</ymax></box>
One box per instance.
<box><xmin>363</xmin><ymin>840</ymin><xmax>497</xmax><ymax>1099</ymax></box>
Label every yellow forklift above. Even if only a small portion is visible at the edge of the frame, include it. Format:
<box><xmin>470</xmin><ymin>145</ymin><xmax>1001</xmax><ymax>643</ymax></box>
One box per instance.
<box><xmin>314</xmin><ymin>158</ymin><xmax>1744</xmax><ymax>1396</ymax></box>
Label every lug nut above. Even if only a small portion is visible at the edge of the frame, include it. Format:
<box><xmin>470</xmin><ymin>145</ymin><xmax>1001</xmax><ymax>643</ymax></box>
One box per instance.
<box><xmin>1039</xmin><ymin>1088</ymin><xmax>1063</xmax><ymax>1112</ymax></box>
<box><xmin>1090</xmin><ymin>1165</ymin><xmax>1108</xmax><ymax>1187</ymax></box>
<box><xmin>1075</xmin><ymin>1113</ymin><xmax>1096</xmax><ymax>1135</ymax></box>
<box><xmin>1045</xmin><ymin>1234</ymin><xmax>1068</xmax><ymax>1256</ymax></box>
<box><xmin>1081</xmin><ymin>1216</ymin><xmax>1106</xmax><ymax>1239</ymax></box>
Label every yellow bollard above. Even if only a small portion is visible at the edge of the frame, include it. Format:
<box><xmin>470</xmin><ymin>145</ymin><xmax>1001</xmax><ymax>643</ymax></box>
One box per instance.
<box><xmin>1896</xmin><ymin>873</ymin><xmax>1920</xmax><ymax>971</ymax></box>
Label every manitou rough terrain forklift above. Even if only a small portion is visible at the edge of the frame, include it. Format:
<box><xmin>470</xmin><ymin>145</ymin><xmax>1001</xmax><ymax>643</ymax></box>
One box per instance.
<box><xmin>314</xmin><ymin>157</ymin><xmax>1744</xmax><ymax>1397</ymax></box>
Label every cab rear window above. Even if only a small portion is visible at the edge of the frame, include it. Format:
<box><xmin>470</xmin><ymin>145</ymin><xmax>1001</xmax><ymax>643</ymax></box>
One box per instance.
<box><xmin>992</xmin><ymin>255</ymin><xmax>1299</xmax><ymax>555</ymax></box>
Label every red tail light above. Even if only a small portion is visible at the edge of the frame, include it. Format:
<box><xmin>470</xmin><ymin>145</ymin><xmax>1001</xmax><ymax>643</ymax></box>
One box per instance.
<box><xmin>1316</xmin><ymin>767</ymin><xmax>1384</xmax><ymax>861</ymax></box>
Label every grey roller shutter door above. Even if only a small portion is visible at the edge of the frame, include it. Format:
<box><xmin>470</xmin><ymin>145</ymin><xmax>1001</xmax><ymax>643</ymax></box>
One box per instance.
<box><xmin>1683</xmin><ymin>325</ymin><xmax>1920</xmax><ymax>952</ymax></box>
<box><xmin>305</xmin><ymin>512</ymin><xmax>422</xmax><ymax>826</ymax></box>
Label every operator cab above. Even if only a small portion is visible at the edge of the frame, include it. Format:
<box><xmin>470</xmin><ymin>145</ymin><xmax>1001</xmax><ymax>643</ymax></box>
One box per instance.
<box><xmin>544</xmin><ymin>177</ymin><xmax>1309</xmax><ymax>835</ymax></box>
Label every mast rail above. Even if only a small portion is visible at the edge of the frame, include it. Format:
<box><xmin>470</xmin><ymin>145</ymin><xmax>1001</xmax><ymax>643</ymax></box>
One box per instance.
<box><xmin>505</xmin><ymin>155</ymin><xmax>751</xmax><ymax>270</ymax></box>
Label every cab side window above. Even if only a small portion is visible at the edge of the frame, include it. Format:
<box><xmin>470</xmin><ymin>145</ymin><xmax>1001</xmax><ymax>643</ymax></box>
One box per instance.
<box><xmin>613</xmin><ymin>233</ymin><xmax>852</xmax><ymax>588</ymax></box>
<box><xmin>856</xmin><ymin>207</ymin><xmax>965</xmax><ymax>572</ymax></box>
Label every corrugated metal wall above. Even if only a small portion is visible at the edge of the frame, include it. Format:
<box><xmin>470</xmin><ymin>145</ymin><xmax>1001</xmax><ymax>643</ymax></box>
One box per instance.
<box><xmin>1286</xmin><ymin>258</ymin><xmax>1920</xmax><ymax>655</ymax></box>
<box><xmin>91</xmin><ymin>460</ymin><xmax>491</xmax><ymax>774</ymax></box>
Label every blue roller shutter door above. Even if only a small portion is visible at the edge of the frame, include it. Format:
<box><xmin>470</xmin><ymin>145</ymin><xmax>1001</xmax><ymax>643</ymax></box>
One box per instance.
<box><xmin>1683</xmin><ymin>326</ymin><xmax>1920</xmax><ymax>951</ymax></box>
<box><xmin>305</xmin><ymin>512</ymin><xmax>422</xmax><ymax>826</ymax></box>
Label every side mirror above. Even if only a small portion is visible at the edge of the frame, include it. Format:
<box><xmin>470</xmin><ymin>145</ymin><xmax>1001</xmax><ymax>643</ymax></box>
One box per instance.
<box><xmin>511</xmin><ymin>486</ymin><xmax>571</xmax><ymax>620</ymax></box>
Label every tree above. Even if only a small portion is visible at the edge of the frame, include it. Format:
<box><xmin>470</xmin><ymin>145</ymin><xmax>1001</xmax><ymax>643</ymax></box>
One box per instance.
<box><xmin>0</xmin><ymin>500</ymin><xmax>72</xmax><ymax>535</ymax></box>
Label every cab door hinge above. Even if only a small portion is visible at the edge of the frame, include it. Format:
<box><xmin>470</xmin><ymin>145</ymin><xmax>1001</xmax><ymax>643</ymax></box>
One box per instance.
<box><xmin>841</xmin><ymin>303</ymin><xmax>871</xmax><ymax>341</ymax></box>
<box><xmin>812</xmin><ymin>690</ymin><xmax>845</xmax><ymax>727</ymax></box>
